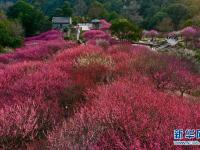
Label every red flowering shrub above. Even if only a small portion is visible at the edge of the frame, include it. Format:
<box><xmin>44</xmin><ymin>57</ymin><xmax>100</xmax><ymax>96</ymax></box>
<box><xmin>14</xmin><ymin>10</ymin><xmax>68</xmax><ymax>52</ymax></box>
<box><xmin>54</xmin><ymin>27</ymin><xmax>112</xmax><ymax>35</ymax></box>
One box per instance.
<box><xmin>114</xmin><ymin>48</ymin><xmax>200</xmax><ymax>96</ymax></box>
<box><xmin>181</xmin><ymin>26</ymin><xmax>200</xmax><ymax>48</ymax></box>
<box><xmin>99</xmin><ymin>19</ymin><xmax>112</xmax><ymax>31</ymax></box>
<box><xmin>54</xmin><ymin>46</ymin><xmax>112</xmax><ymax>111</ymax></box>
<box><xmin>0</xmin><ymin>29</ymin><xmax>199</xmax><ymax>149</ymax></box>
<box><xmin>0</xmin><ymin>53</ymin><xmax>13</xmax><ymax>64</ymax></box>
<box><xmin>1</xmin><ymin>62</ymin><xmax>73</xmax><ymax>107</ymax></box>
<box><xmin>0</xmin><ymin>30</ymin><xmax>77</xmax><ymax>64</ymax></box>
<box><xmin>143</xmin><ymin>30</ymin><xmax>159</xmax><ymax>40</ymax></box>
<box><xmin>72</xmin><ymin>52</ymin><xmax>115</xmax><ymax>89</ymax></box>
<box><xmin>72</xmin><ymin>64</ymin><xmax>112</xmax><ymax>87</ymax></box>
<box><xmin>10</xmin><ymin>40</ymin><xmax>75</xmax><ymax>63</ymax></box>
<box><xmin>54</xmin><ymin>45</ymin><xmax>102</xmax><ymax>64</ymax></box>
<box><xmin>130</xmin><ymin>51</ymin><xmax>169</xmax><ymax>88</ymax></box>
<box><xmin>47</xmin><ymin>76</ymin><xmax>200</xmax><ymax>149</ymax></box>
<box><xmin>166</xmin><ymin>60</ymin><xmax>200</xmax><ymax>96</ymax></box>
<box><xmin>74</xmin><ymin>52</ymin><xmax>113</xmax><ymax>68</ymax></box>
<box><xmin>0</xmin><ymin>61</ymin><xmax>43</xmax><ymax>104</ymax></box>
<box><xmin>0</xmin><ymin>98</ymin><xmax>60</xmax><ymax>149</ymax></box>
<box><xmin>167</xmin><ymin>31</ymin><xmax>179</xmax><ymax>38</ymax></box>
<box><xmin>0</xmin><ymin>63</ymin><xmax>5</xmax><ymax>70</ymax></box>
<box><xmin>0</xmin><ymin>51</ymin><xmax>73</xmax><ymax>148</ymax></box>
<box><xmin>25</xmin><ymin>30</ymin><xmax>64</xmax><ymax>41</ymax></box>
<box><xmin>112</xmin><ymin>44</ymin><xmax>133</xmax><ymax>53</ymax></box>
<box><xmin>181</xmin><ymin>27</ymin><xmax>199</xmax><ymax>41</ymax></box>
<box><xmin>12</xmin><ymin>64</ymin><xmax>72</xmax><ymax>102</ymax></box>
<box><xmin>83</xmin><ymin>30</ymin><xmax>111</xmax><ymax>45</ymax></box>
<box><xmin>96</xmin><ymin>39</ymin><xmax>110</xmax><ymax>50</ymax></box>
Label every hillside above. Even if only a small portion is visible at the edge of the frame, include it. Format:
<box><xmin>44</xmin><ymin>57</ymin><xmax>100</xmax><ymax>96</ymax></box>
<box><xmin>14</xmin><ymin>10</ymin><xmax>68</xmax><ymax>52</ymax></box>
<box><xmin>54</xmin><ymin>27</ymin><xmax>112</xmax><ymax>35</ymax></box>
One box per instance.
<box><xmin>0</xmin><ymin>28</ymin><xmax>200</xmax><ymax>149</ymax></box>
<box><xmin>0</xmin><ymin>0</ymin><xmax>200</xmax><ymax>149</ymax></box>
<box><xmin>1</xmin><ymin>0</ymin><xmax>200</xmax><ymax>30</ymax></box>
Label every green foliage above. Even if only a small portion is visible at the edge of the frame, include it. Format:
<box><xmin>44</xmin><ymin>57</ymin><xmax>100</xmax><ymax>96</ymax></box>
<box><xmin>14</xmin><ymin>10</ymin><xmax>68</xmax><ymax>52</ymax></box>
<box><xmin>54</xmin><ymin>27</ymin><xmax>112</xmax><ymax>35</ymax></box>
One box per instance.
<box><xmin>181</xmin><ymin>18</ymin><xmax>200</xmax><ymax>28</ymax></box>
<box><xmin>53</xmin><ymin>1</ymin><xmax>73</xmax><ymax>17</ymax></box>
<box><xmin>156</xmin><ymin>17</ymin><xmax>174</xmax><ymax>32</ymax></box>
<box><xmin>74</xmin><ymin>0</ymin><xmax>88</xmax><ymax>16</ymax></box>
<box><xmin>111</xmin><ymin>19</ymin><xmax>141</xmax><ymax>41</ymax></box>
<box><xmin>166</xmin><ymin>3</ymin><xmax>190</xmax><ymax>29</ymax></box>
<box><xmin>100</xmin><ymin>11</ymin><xmax>119</xmax><ymax>22</ymax></box>
<box><xmin>195</xmin><ymin>51</ymin><xmax>200</xmax><ymax>62</ymax></box>
<box><xmin>2</xmin><ymin>0</ymin><xmax>200</xmax><ymax>31</ymax></box>
<box><xmin>87</xmin><ymin>1</ymin><xmax>106</xmax><ymax>19</ymax></box>
<box><xmin>7</xmin><ymin>0</ymin><xmax>51</xmax><ymax>36</ymax></box>
<box><xmin>0</xmin><ymin>17</ymin><xmax>23</xmax><ymax>48</ymax></box>
<box><xmin>121</xmin><ymin>0</ymin><xmax>142</xmax><ymax>23</ymax></box>
<box><xmin>149</xmin><ymin>11</ymin><xmax>168</xmax><ymax>29</ymax></box>
<box><xmin>72</xmin><ymin>16</ymin><xmax>89</xmax><ymax>25</ymax></box>
<box><xmin>62</xmin><ymin>1</ymin><xmax>73</xmax><ymax>16</ymax></box>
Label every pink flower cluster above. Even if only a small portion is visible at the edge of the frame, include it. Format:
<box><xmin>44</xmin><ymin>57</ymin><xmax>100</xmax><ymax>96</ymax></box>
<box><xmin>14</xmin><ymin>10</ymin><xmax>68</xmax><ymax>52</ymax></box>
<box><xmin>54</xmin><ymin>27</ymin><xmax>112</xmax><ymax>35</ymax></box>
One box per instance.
<box><xmin>181</xmin><ymin>26</ymin><xmax>200</xmax><ymax>40</ymax></box>
<box><xmin>167</xmin><ymin>31</ymin><xmax>180</xmax><ymax>37</ymax></box>
<box><xmin>83</xmin><ymin>30</ymin><xmax>111</xmax><ymax>41</ymax></box>
<box><xmin>0</xmin><ymin>44</ymin><xmax>105</xmax><ymax>148</ymax></box>
<box><xmin>0</xmin><ymin>53</ymin><xmax>75</xmax><ymax>149</ymax></box>
<box><xmin>143</xmin><ymin>30</ymin><xmax>159</xmax><ymax>38</ymax></box>
<box><xmin>180</xmin><ymin>26</ymin><xmax>200</xmax><ymax>48</ymax></box>
<box><xmin>0</xmin><ymin>98</ymin><xmax>60</xmax><ymax>149</ymax></box>
<box><xmin>0</xmin><ymin>30</ymin><xmax>77</xmax><ymax>64</ymax></box>
<box><xmin>47</xmin><ymin>43</ymin><xmax>199</xmax><ymax>149</ymax></box>
<box><xmin>0</xmin><ymin>31</ymin><xmax>80</xmax><ymax>148</ymax></box>
<box><xmin>99</xmin><ymin>19</ymin><xmax>112</xmax><ymax>31</ymax></box>
<box><xmin>25</xmin><ymin>30</ymin><xmax>64</xmax><ymax>41</ymax></box>
<box><xmin>48</xmin><ymin>76</ymin><xmax>200</xmax><ymax>149</ymax></box>
<box><xmin>128</xmin><ymin>51</ymin><xmax>200</xmax><ymax>95</ymax></box>
<box><xmin>0</xmin><ymin>33</ymin><xmax>200</xmax><ymax>149</ymax></box>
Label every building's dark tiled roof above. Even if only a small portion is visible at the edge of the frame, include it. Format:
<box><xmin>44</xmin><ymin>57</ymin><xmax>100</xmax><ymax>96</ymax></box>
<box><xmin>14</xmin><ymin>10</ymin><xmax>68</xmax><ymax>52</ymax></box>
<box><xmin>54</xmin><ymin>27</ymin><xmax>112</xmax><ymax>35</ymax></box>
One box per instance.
<box><xmin>52</xmin><ymin>17</ymin><xmax>70</xmax><ymax>24</ymax></box>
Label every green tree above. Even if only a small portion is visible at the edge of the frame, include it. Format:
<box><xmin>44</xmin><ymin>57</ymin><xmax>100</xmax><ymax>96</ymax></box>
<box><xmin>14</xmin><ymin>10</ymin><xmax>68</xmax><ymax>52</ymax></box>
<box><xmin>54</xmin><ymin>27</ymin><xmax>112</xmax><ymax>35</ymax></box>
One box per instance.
<box><xmin>7</xmin><ymin>0</ymin><xmax>51</xmax><ymax>36</ymax></box>
<box><xmin>183</xmin><ymin>0</ymin><xmax>200</xmax><ymax>16</ymax></box>
<box><xmin>105</xmin><ymin>0</ymin><xmax>123</xmax><ymax>13</ymax></box>
<box><xmin>195</xmin><ymin>51</ymin><xmax>200</xmax><ymax>63</ymax></box>
<box><xmin>62</xmin><ymin>1</ymin><xmax>73</xmax><ymax>17</ymax></box>
<box><xmin>149</xmin><ymin>11</ymin><xmax>168</xmax><ymax>29</ymax></box>
<box><xmin>53</xmin><ymin>1</ymin><xmax>73</xmax><ymax>17</ymax></box>
<box><xmin>0</xmin><ymin>11</ymin><xmax>7</xmax><ymax>19</ymax></box>
<box><xmin>88</xmin><ymin>1</ymin><xmax>106</xmax><ymax>18</ymax></box>
<box><xmin>101</xmin><ymin>11</ymin><xmax>119</xmax><ymax>22</ymax></box>
<box><xmin>111</xmin><ymin>19</ymin><xmax>141</xmax><ymax>41</ymax></box>
<box><xmin>121</xmin><ymin>0</ymin><xmax>142</xmax><ymax>23</ymax></box>
<box><xmin>0</xmin><ymin>16</ymin><xmax>23</xmax><ymax>49</ymax></box>
<box><xmin>166</xmin><ymin>3</ymin><xmax>190</xmax><ymax>30</ymax></box>
<box><xmin>74</xmin><ymin>0</ymin><xmax>87</xmax><ymax>16</ymax></box>
<box><xmin>156</xmin><ymin>17</ymin><xmax>174</xmax><ymax>32</ymax></box>
<box><xmin>181</xmin><ymin>16</ymin><xmax>200</xmax><ymax>28</ymax></box>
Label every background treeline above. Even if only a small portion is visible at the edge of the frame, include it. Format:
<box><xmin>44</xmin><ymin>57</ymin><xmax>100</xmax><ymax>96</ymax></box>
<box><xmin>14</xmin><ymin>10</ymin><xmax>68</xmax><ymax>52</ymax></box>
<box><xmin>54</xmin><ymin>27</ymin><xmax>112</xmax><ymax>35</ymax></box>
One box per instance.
<box><xmin>0</xmin><ymin>0</ymin><xmax>52</xmax><ymax>50</ymax></box>
<box><xmin>0</xmin><ymin>11</ymin><xmax>23</xmax><ymax>50</ymax></box>
<box><xmin>1</xmin><ymin>0</ymin><xmax>200</xmax><ymax>30</ymax></box>
<box><xmin>0</xmin><ymin>0</ymin><xmax>200</xmax><ymax>49</ymax></box>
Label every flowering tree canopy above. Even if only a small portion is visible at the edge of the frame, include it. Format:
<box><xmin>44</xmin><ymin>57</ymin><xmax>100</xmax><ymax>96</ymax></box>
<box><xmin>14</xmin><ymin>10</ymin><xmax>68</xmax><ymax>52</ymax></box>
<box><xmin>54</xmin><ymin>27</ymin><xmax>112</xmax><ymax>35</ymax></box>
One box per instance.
<box><xmin>0</xmin><ymin>30</ymin><xmax>200</xmax><ymax>149</ymax></box>
<box><xmin>167</xmin><ymin>31</ymin><xmax>180</xmax><ymax>37</ymax></box>
<box><xmin>0</xmin><ymin>30</ymin><xmax>77</xmax><ymax>64</ymax></box>
<box><xmin>181</xmin><ymin>26</ymin><xmax>199</xmax><ymax>40</ymax></box>
<box><xmin>143</xmin><ymin>30</ymin><xmax>159</xmax><ymax>38</ymax></box>
<box><xmin>99</xmin><ymin>19</ymin><xmax>112</xmax><ymax>30</ymax></box>
<box><xmin>82</xmin><ymin>30</ymin><xmax>110</xmax><ymax>41</ymax></box>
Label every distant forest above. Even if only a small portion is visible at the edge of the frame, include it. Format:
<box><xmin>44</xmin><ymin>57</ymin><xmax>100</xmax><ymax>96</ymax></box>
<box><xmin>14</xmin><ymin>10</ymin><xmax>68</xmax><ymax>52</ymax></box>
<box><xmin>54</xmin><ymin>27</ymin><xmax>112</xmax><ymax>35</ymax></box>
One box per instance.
<box><xmin>0</xmin><ymin>0</ymin><xmax>200</xmax><ymax>30</ymax></box>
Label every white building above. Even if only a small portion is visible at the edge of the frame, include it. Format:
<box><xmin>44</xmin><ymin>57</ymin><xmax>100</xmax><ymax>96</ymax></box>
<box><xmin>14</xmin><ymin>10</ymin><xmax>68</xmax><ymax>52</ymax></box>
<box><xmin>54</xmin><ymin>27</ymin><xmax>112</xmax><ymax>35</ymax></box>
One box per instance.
<box><xmin>77</xmin><ymin>23</ymin><xmax>93</xmax><ymax>31</ymax></box>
